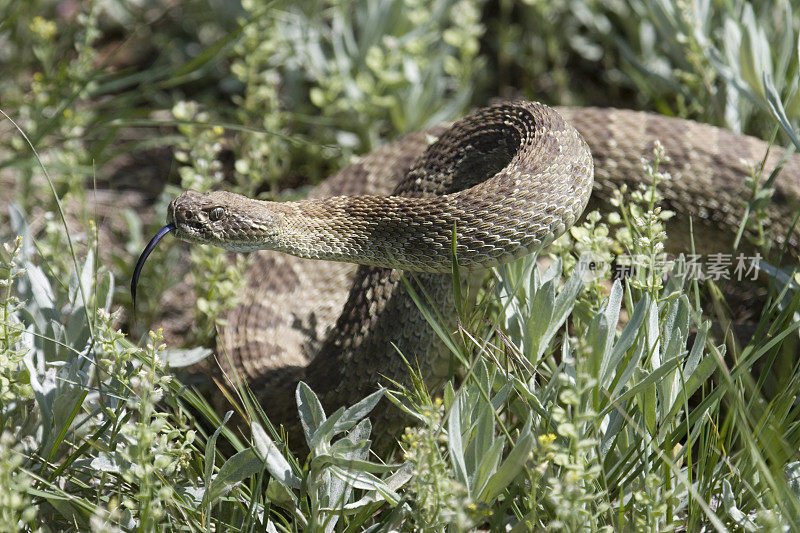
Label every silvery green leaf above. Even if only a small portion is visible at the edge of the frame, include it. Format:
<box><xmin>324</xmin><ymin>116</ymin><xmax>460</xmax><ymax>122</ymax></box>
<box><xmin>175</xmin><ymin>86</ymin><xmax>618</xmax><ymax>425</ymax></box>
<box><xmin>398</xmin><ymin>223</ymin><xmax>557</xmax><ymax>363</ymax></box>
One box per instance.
<box><xmin>602</xmin><ymin>354</ymin><xmax>682</xmax><ymax>418</ymax></box>
<box><xmin>384</xmin><ymin>390</ymin><xmax>427</xmax><ymax>423</ymax></box>
<box><xmin>178</xmin><ymin>485</ymin><xmax>205</xmax><ymax>506</ymax></box>
<box><xmin>331</xmin><ymin>388</ymin><xmax>384</xmax><ymax>435</ymax></box>
<box><xmin>490</xmin><ymin>381</ymin><xmax>512</xmax><ymax>411</ymax></box>
<box><xmin>327</xmin><ymin>465</ymin><xmax>401</xmax><ymax>505</ymax></box>
<box><xmin>608</xmin><ymin>295</ymin><xmax>650</xmax><ymax>396</ymax></box>
<box><xmin>344</xmin><ymin>417</ymin><xmax>371</xmax><ymax>447</ymax></box>
<box><xmin>764</xmin><ymin>72</ymin><xmax>800</xmax><ymax>152</ymax></box>
<box><xmin>68</xmin><ymin>247</ymin><xmax>94</xmax><ymax>313</ymax></box>
<box><xmin>659</xmin><ymin>297</ymin><xmax>678</xmax><ymax>349</ymax></box>
<box><xmin>659</xmin><ymin>295</ymin><xmax>689</xmax><ymax>361</ymax></box>
<box><xmin>202</xmin><ymin>448</ymin><xmax>264</xmax><ymax>506</ymax></box>
<box><xmin>8</xmin><ymin>203</ymin><xmax>34</xmax><ymax>259</ymax></box>
<box><xmin>315</xmin><ymin>424</ymin><xmax>371</xmax><ymax>467</ymax></box>
<box><xmin>162</xmin><ymin>347</ymin><xmax>213</xmax><ymax>368</ymax></box>
<box><xmin>205</xmin><ymin>411</ymin><xmax>233</xmax><ymax>486</ymax></box>
<box><xmin>539</xmin><ymin>256</ymin><xmax>561</xmax><ymax>286</ymax></box>
<box><xmin>472</xmin><ymin>436</ymin><xmax>505</xmax><ymax>498</ymax></box>
<box><xmin>26</xmin><ymin>263</ymin><xmax>55</xmax><ymax>313</ymax></box>
<box><xmin>320</xmin><ymin>454</ymin><xmax>396</xmax><ymax>475</ymax></box>
<box><xmin>659</xmin><ymin>298</ymin><xmax>690</xmax><ymax>417</ymax></box>
<box><xmin>90</xmin><ymin>452</ymin><xmax>122</xmax><ymax>473</ymax></box>
<box><xmin>315</xmin><ymin>468</ymin><xmax>334</xmax><ymax>513</ymax></box>
<box><xmin>477</xmin><ymin>433</ymin><xmax>533</xmax><ymax>503</ymax></box>
<box><xmin>252</xmin><ymin>422</ymin><xmax>301</xmax><ymax>489</ymax></box>
<box><xmin>540</xmin><ymin>260</ymin><xmax>586</xmax><ymax>357</ymax></box>
<box><xmin>266</xmin><ymin>478</ymin><xmax>299</xmax><ymax>509</ymax></box>
<box><xmin>586</xmin><ymin>313</ymin><xmax>610</xmax><ymax>383</ymax></box>
<box><xmin>326</xmin><ymin>421</ymin><xmax>372</xmax><ymax>462</ymax></box>
<box><xmin>66</xmin><ymin>307</ymin><xmax>91</xmax><ymax>352</ymax></box>
<box><xmin>742</xmin><ymin>6</ymin><xmax>770</xmax><ymax>90</ymax></box>
<box><xmin>309</xmin><ymin>407</ymin><xmax>346</xmax><ymax>451</ymax></box>
<box><xmin>665</xmin><ymin>329</ymin><xmax>715</xmax><ymax>422</ymax></box>
<box><xmin>95</xmin><ymin>271</ymin><xmax>114</xmax><ymax>312</ymax></box>
<box><xmin>443</xmin><ymin>381</ymin><xmax>455</xmax><ymax>409</ymax></box>
<box><xmin>647</xmin><ymin>298</ymin><xmax>660</xmax><ymax>362</ymax></box>
<box><xmin>722</xmin><ymin>479</ymin><xmax>757</xmax><ymax>531</ymax></box>
<box><xmin>525</xmin><ymin>276</ymin><xmax>555</xmax><ymax>359</ymax></box>
<box><xmin>476</xmin><ymin>358</ymin><xmax>491</xmax><ymax>392</ymax></box>
<box><xmin>338</xmin><ymin>462</ymin><xmax>412</xmax><ymax>513</ymax></box>
<box><xmin>685</xmin><ymin>321</ymin><xmax>709</xmax><ymax>377</ymax></box>
<box><xmin>20</xmin><ymin>322</ymin><xmax>37</xmax><ymax>367</ymax></box>
<box><xmin>447</xmin><ymin>393</ymin><xmax>468</xmax><ymax>490</ymax></box>
<box><xmin>642</xmin><ymin>370</ymin><xmax>657</xmax><ymax>435</ymax></box>
<box><xmin>327</xmin><ymin>439</ymin><xmax>369</xmax><ymax>461</ymax></box>
<box><xmin>601</xmin><ymin>280</ymin><xmax>623</xmax><ymax>352</ymax></box>
<box><xmin>27</xmin><ymin>365</ymin><xmax>57</xmax><ymax>443</ymax></box>
<box><xmin>296</xmin><ymin>381</ymin><xmax>326</xmax><ymax>444</ymax></box>
<box><xmin>600</xmin><ymin>405</ymin><xmax>626</xmax><ymax>456</ymax></box>
<box><xmin>469</xmin><ymin>395</ymin><xmax>493</xmax><ymax>474</ymax></box>
<box><xmin>323</xmin><ymin>420</ymin><xmax>374</xmax><ymax>533</ymax></box>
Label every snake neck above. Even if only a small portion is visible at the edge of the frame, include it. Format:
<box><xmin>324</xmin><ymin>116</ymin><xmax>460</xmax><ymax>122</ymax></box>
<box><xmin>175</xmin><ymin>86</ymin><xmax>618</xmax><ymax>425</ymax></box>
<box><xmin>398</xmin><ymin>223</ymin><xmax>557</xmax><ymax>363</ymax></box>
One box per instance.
<box><xmin>168</xmin><ymin>101</ymin><xmax>594</xmax><ymax>275</ymax></box>
<box><xmin>272</xmin><ymin>195</ymin><xmax>527</xmax><ymax>272</ymax></box>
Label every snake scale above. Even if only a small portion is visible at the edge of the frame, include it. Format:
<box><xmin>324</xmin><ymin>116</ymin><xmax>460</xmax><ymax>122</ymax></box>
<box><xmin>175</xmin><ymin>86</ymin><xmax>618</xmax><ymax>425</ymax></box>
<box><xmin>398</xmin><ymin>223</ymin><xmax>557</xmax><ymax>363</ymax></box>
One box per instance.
<box><xmin>134</xmin><ymin>100</ymin><xmax>800</xmax><ymax>440</ymax></box>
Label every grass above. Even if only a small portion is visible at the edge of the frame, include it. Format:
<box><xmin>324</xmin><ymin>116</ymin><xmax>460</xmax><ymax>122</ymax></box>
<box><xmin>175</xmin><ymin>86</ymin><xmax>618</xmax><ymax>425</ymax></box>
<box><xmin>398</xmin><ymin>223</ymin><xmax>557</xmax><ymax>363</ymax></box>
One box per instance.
<box><xmin>1</xmin><ymin>0</ymin><xmax>800</xmax><ymax>530</ymax></box>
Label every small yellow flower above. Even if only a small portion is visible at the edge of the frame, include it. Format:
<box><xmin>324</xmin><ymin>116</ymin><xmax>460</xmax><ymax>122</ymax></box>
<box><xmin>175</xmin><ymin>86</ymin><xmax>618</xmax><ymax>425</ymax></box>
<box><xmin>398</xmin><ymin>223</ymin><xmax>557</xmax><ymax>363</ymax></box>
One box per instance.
<box><xmin>537</xmin><ymin>433</ymin><xmax>556</xmax><ymax>446</ymax></box>
<box><xmin>212</xmin><ymin>126</ymin><xmax>224</xmax><ymax>136</ymax></box>
<box><xmin>29</xmin><ymin>16</ymin><xmax>57</xmax><ymax>41</ymax></box>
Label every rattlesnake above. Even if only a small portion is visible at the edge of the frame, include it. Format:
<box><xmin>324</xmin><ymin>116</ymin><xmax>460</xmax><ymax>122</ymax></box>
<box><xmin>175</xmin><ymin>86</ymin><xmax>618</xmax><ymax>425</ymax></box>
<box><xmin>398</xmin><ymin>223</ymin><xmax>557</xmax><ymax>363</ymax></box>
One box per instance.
<box><xmin>133</xmin><ymin>100</ymin><xmax>800</xmax><ymax>439</ymax></box>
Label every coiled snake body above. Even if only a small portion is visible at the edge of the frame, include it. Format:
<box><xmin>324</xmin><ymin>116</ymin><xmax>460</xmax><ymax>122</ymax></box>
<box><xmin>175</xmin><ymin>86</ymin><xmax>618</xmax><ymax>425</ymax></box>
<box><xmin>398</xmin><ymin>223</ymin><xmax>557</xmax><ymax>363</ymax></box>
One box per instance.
<box><xmin>135</xmin><ymin>101</ymin><xmax>800</xmax><ymax>436</ymax></box>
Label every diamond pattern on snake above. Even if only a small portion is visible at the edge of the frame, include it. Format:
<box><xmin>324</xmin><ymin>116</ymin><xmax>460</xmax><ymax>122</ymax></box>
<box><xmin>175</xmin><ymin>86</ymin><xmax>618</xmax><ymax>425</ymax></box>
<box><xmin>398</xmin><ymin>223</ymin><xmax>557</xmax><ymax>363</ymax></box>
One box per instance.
<box><xmin>132</xmin><ymin>100</ymin><xmax>800</xmax><ymax>442</ymax></box>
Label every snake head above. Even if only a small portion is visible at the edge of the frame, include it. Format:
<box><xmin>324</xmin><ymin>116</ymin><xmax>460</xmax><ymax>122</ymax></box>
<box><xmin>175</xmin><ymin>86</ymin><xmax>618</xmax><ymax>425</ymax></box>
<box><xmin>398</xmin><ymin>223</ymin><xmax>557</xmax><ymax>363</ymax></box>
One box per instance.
<box><xmin>167</xmin><ymin>190</ymin><xmax>283</xmax><ymax>252</ymax></box>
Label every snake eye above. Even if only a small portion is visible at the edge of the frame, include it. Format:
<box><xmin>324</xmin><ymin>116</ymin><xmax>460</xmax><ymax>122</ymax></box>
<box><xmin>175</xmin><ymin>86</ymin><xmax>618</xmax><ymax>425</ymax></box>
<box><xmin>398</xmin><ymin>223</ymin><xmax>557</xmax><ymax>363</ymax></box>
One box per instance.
<box><xmin>208</xmin><ymin>207</ymin><xmax>224</xmax><ymax>221</ymax></box>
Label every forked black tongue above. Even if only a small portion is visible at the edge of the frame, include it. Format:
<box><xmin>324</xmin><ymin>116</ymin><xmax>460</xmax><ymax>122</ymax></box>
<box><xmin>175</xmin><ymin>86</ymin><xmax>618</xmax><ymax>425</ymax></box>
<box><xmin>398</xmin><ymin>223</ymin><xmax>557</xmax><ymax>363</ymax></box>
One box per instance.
<box><xmin>131</xmin><ymin>224</ymin><xmax>175</xmax><ymax>311</ymax></box>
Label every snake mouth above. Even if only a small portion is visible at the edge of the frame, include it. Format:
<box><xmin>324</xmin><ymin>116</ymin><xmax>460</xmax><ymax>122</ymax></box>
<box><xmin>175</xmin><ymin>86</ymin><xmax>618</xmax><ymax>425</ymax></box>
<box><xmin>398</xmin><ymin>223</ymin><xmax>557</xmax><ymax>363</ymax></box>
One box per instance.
<box><xmin>171</xmin><ymin>220</ymin><xmax>204</xmax><ymax>240</ymax></box>
<box><xmin>165</xmin><ymin>192</ymin><xmax>216</xmax><ymax>243</ymax></box>
<box><xmin>131</xmin><ymin>224</ymin><xmax>175</xmax><ymax>310</ymax></box>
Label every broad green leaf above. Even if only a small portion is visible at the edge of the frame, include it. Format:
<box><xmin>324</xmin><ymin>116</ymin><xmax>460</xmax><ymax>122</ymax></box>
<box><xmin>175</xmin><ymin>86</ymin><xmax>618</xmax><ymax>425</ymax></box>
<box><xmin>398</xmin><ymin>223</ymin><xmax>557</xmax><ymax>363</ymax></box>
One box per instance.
<box><xmin>328</xmin><ymin>465</ymin><xmax>401</xmax><ymax>505</ymax></box>
<box><xmin>202</xmin><ymin>448</ymin><xmax>264</xmax><ymax>506</ymax></box>
<box><xmin>314</xmin><ymin>454</ymin><xmax>397</xmax><ymax>475</ymax></box>
<box><xmin>252</xmin><ymin>421</ymin><xmax>301</xmax><ymax>489</ymax></box>
<box><xmin>331</xmin><ymin>388</ymin><xmax>384</xmax><ymax>435</ymax></box>
<box><xmin>595</xmin><ymin>280</ymin><xmax>623</xmax><ymax>379</ymax></box>
<box><xmin>605</xmin><ymin>294</ymin><xmax>650</xmax><ymax>389</ymax></box>
<box><xmin>162</xmin><ymin>347</ymin><xmax>213</xmax><ymax>368</ymax></box>
<box><xmin>204</xmin><ymin>411</ymin><xmax>233</xmax><ymax>487</ymax></box>
<box><xmin>602</xmin><ymin>355</ymin><xmax>683</xmax><ymax>418</ymax></box>
<box><xmin>477</xmin><ymin>433</ymin><xmax>533</xmax><ymax>503</ymax></box>
<box><xmin>309</xmin><ymin>407</ymin><xmax>346</xmax><ymax>451</ymax></box>
<box><xmin>525</xmin><ymin>276</ymin><xmax>555</xmax><ymax>358</ymax></box>
<box><xmin>27</xmin><ymin>263</ymin><xmax>56</xmax><ymax>313</ymax></box>
<box><xmin>765</xmin><ymin>72</ymin><xmax>800</xmax><ymax>151</ymax></box>
<box><xmin>472</xmin><ymin>436</ymin><xmax>505</xmax><ymax>498</ymax></box>
<box><xmin>296</xmin><ymin>381</ymin><xmax>327</xmax><ymax>444</ymax></box>
<box><xmin>447</xmin><ymin>393</ymin><xmax>469</xmax><ymax>490</ymax></box>
<box><xmin>338</xmin><ymin>463</ymin><xmax>413</xmax><ymax>513</ymax></box>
